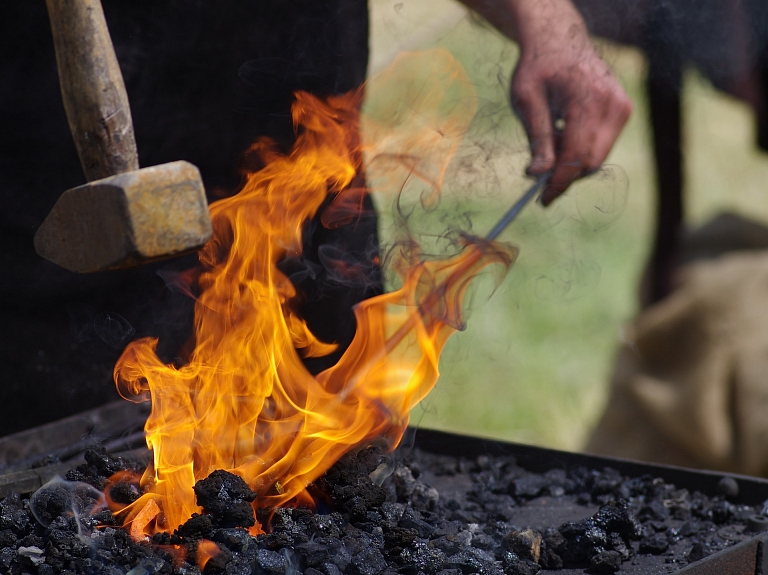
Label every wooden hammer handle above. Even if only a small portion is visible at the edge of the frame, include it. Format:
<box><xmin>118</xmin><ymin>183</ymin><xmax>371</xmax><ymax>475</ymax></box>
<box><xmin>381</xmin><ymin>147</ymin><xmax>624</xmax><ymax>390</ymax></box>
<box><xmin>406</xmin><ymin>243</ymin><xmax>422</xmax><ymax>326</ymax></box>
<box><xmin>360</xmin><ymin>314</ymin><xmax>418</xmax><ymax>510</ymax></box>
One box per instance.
<box><xmin>46</xmin><ymin>0</ymin><xmax>139</xmax><ymax>182</ymax></box>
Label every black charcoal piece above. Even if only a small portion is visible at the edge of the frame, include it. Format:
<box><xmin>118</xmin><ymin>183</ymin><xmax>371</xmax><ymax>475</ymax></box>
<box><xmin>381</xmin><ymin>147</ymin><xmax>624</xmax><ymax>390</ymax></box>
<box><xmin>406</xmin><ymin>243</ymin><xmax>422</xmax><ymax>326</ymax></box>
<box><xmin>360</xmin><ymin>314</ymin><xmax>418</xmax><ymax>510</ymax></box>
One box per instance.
<box><xmin>639</xmin><ymin>499</ymin><xmax>670</xmax><ymax>522</ymax></box>
<box><xmin>710</xmin><ymin>501</ymin><xmax>735</xmax><ymax>524</ymax></box>
<box><xmin>384</xmin><ymin>526</ymin><xmax>418</xmax><ymax>551</ymax></box>
<box><xmin>256</xmin><ymin>548</ymin><xmax>288</xmax><ymax>574</ymax></box>
<box><xmin>607</xmin><ymin>532</ymin><xmax>632</xmax><ymax>560</ymax></box>
<box><xmin>590</xmin><ymin>550</ymin><xmax>622</xmax><ymax>574</ymax></box>
<box><xmin>687</xmin><ymin>541</ymin><xmax>713</xmax><ymax>563</ymax></box>
<box><xmin>590</xmin><ymin>469</ymin><xmax>623</xmax><ymax>498</ymax></box>
<box><xmin>639</xmin><ymin>534</ymin><xmax>669</xmax><ymax>555</ymax></box>
<box><xmin>469</xmin><ymin>532</ymin><xmax>495</xmax><ymax>551</ymax></box>
<box><xmin>300</xmin><ymin>537</ymin><xmax>351</xmax><ymax>571</ymax></box>
<box><xmin>717</xmin><ymin>476</ymin><xmax>739</xmax><ymax>500</ymax></box>
<box><xmin>311</xmin><ymin>513</ymin><xmax>344</xmax><ymax>538</ymax></box>
<box><xmin>400</xmin><ymin>508</ymin><xmax>435</xmax><ymax>538</ymax></box>
<box><xmin>315</xmin><ymin>450</ymin><xmax>389</xmax><ymax>520</ymax></box>
<box><xmin>507</xmin><ymin>476</ymin><xmax>548</xmax><ymax>499</ymax></box>
<box><xmin>350</xmin><ymin>546</ymin><xmax>388</xmax><ymax>575</ymax></box>
<box><xmin>202</xmin><ymin>542</ymin><xmax>232</xmax><ymax>573</ymax></box>
<box><xmin>380</xmin><ymin>502</ymin><xmax>406</xmax><ymax>526</ymax></box>
<box><xmin>195</xmin><ymin>470</ymin><xmax>257</xmax><ymax>506</ymax></box>
<box><xmin>297</xmin><ymin>539</ymin><xmax>334</xmax><ymax>567</ymax></box>
<box><xmin>178</xmin><ymin>513</ymin><xmax>214</xmax><ymax>538</ymax></box>
<box><xmin>502</xmin><ymin>551</ymin><xmax>538</xmax><ymax>574</ymax></box>
<box><xmin>194</xmin><ymin>470</ymin><xmax>257</xmax><ymax>528</ymax></box>
<box><xmin>501</xmin><ymin>529</ymin><xmax>541</xmax><ymax>562</ymax></box>
<box><xmin>679</xmin><ymin>520</ymin><xmax>703</xmax><ymax>537</ymax></box>
<box><xmin>411</xmin><ymin>483</ymin><xmax>440</xmax><ymax>511</ymax></box>
<box><xmin>537</xmin><ymin>546</ymin><xmax>563</xmax><ymax>570</ymax></box>
<box><xmin>394</xmin><ymin>466</ymin><xmax>418</xmax><ymax>498</ymax></box>
<box><xmin>212</xmin><ymin>528</ymin><xmax>252</xmax><ymax>552</ymax></box>
<box><xmin>593</xmin><ymin>500</ymin><xmax>643</xmax><ymax>540</ymax></box>
<box><xmin>18</xmin><ymin>533</ymin><xmax>44</xmax><ymax>548</ymax></box>
<box><xmin>322</xmin><ymin>562</ymin><xmax>344</xmax><ymax>575</ymax></box>
<box><xmin>109</xmin><ymin>481</ymin><xmax>140</xmax><ymax>505</ymax></box>
<box><xmin>0</xmin><ymin>547</ymin><xmax>14</xmax><ymax>572</ymax></box>
<box><xmin>393</xmin><ymin>466</ymin><xmax>439</xmax><ymax>511</ymax></box>
<box><xmin>227</xmin><ymin>557</ymin><xmax>256</xmax><ymax>575</ymax></box>
<box><xmin>445</xmin><ymin>550</ymin><xmax>483</xmax><ymax>574</ymax></box>
<box><xmin>84</xmin><ymin>449</ymin><xmax>131</xmax><ymax>478</ymax></box>
<box><xmin>395</xmin><ymin>539</ymin><xmax>447</xmax><ymax>574</ymax></box>
<box><xmin>0</xmin><ymin>528</ymin><xmax>17</xmax><ymax>548</ymax></box>
<box><xmin>28</xmin><ymin>484</ymin><xmax>69</xmax><ymax>526</ymax></box>
<box><xmin>508</xmin><ymin>563</ymin><xmax>539</xmax><ymax>575</ymax></box>
<box><xmin>557</xmin><ymin>519</ymin><xmax>608</xmax><ymax>565</ymax></box>
<box><xmin>446</xmin><ymin>547</ymin><xmax>494</xmax><ymax>575</ymax></box>
<box><xmin>430</xmin><ymin>534</ymin><xmax>469</xmax><ymax>555</ymax></box>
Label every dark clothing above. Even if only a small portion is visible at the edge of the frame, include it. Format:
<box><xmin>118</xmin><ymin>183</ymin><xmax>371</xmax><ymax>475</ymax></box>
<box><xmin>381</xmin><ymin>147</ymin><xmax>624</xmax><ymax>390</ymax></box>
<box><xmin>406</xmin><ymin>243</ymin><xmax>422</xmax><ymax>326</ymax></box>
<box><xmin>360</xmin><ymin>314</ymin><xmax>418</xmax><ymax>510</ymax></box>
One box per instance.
<box><xmin>0</xmin><ymin>1</ymin><xmax>378</xmax><ymax>435</ymax></box>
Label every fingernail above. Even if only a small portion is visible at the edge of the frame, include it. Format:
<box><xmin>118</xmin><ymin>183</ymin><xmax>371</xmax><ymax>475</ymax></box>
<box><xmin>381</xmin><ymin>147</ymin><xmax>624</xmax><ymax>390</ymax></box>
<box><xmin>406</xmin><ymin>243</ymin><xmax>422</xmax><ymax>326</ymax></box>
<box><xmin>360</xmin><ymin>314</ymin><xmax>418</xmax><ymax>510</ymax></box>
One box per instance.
<box><xmin>540</xmin><ymin>188</ymin><xmax>556</xmax><ymax>207</ymax></box>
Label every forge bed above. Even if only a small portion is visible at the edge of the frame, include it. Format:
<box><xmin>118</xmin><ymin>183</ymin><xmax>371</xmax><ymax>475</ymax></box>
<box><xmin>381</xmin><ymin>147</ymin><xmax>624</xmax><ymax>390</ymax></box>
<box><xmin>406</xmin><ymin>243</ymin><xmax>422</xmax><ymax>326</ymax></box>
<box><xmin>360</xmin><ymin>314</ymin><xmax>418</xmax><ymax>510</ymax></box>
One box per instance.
<box><xmin>1</xmin><ymin>401</ymin><xmax>768</xmax><ymax>575</ymax></box>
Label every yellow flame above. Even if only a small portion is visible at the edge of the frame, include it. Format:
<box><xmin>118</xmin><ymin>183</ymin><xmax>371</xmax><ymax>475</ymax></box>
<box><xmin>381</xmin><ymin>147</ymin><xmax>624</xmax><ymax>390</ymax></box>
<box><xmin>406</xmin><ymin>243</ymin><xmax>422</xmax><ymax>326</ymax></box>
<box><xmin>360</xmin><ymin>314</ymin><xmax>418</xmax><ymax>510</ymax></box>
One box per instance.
<box><xmin>112</xmin><ymin>49</ymin><xmax>517</xmax><ymax>536</ymax></box>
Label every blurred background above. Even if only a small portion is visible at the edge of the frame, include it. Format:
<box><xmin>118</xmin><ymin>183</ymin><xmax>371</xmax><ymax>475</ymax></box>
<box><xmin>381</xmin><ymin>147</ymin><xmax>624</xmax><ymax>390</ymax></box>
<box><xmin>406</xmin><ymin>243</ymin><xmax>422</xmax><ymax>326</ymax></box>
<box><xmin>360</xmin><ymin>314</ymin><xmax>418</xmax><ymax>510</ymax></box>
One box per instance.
<box><xmin>367</xmin><ymin>0</ymin><xmax>768</xmax><ymax>451</ymax></box>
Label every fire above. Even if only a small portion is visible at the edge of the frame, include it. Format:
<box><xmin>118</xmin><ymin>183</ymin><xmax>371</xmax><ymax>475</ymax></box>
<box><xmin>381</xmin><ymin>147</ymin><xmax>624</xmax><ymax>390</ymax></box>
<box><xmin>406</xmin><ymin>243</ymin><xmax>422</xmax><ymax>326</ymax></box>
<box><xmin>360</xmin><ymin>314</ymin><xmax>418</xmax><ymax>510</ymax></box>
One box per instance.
<box><xmin>112</xmin><ymin>49</ymin><xmax>517</xmax><ymax>536</ymax></box>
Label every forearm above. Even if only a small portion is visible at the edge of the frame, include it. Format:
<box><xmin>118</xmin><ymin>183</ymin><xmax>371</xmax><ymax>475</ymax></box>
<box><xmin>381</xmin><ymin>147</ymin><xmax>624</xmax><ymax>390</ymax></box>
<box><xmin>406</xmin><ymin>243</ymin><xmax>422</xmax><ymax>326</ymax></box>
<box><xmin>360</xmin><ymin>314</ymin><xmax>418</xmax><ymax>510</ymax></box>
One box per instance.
<box><xmin>458</xmin><ymin>0</ymin><xmax>589</xmax><ymax>49</ymax></box>
<box><xmin>457</xmin><ymin>0</ymin><xmax>631</xmax><ymax>203</ymax></box>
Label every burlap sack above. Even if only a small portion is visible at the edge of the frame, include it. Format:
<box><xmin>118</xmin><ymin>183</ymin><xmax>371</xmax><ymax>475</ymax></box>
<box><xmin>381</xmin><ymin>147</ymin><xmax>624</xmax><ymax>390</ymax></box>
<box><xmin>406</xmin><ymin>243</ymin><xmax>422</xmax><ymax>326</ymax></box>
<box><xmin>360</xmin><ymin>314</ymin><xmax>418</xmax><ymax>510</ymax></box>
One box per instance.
<box><xmin>587</xmin><ymin>250</ymin><xmax>768</xmax><ymax>476</ymax></box>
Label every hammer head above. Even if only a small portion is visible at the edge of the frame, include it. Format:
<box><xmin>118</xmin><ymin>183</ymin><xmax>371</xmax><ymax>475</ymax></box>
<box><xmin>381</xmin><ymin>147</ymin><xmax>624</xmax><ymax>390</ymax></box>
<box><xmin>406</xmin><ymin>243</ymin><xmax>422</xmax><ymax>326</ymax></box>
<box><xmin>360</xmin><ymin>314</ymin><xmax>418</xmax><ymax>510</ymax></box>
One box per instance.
<box><xmin>34</xmin><ymin>160</ymin><xmax>213</xmax><ymax>273</ymax></box>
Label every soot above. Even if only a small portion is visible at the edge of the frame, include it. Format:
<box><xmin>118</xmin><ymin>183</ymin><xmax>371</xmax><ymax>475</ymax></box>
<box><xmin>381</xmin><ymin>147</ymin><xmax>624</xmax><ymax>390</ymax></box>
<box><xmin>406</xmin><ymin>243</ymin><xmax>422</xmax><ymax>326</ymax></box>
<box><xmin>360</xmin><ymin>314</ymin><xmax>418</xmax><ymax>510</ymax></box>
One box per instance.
<box><xmin>0</xmin><ymin>445</ymin><xmax>765</xmax><ymax>574</ymax></box>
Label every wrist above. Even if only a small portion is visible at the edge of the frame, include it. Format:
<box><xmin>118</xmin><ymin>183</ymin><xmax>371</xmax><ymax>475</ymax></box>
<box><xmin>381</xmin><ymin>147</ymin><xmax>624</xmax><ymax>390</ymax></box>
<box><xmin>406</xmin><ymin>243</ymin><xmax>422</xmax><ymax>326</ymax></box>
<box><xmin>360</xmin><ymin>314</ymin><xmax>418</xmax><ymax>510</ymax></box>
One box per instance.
<box><xmin>486</xmin><ymin>0</ymin><xmax>590</xmax><ymax>53</ymax></box>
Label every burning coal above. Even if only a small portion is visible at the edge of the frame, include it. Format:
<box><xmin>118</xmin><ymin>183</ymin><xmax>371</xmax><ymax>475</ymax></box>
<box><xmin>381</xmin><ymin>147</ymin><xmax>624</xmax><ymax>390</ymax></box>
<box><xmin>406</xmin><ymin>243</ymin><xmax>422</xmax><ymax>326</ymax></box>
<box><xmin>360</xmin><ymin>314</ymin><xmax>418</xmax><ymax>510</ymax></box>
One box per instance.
<box><xmin>111</xmin><ymin>49</ymin><xmax>517</xmax><ymax>537</ymax></box>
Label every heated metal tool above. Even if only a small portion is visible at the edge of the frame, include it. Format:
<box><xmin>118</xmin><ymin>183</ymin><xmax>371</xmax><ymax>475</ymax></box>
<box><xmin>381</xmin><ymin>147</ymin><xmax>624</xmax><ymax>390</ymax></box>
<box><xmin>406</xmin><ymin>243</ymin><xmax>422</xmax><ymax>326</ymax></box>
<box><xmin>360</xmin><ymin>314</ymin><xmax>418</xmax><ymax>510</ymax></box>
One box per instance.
<box><xmin>485</xmin><ymin>173</ymin><xmax>550</xmax><ymax>241</ymax></box>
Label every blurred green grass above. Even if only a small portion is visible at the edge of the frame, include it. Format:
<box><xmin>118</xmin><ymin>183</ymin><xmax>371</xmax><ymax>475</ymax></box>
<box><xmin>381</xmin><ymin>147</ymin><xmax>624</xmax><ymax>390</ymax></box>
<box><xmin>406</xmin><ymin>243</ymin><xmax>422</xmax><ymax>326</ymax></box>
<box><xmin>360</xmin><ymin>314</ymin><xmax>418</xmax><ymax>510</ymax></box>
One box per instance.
<box><xmin>366</xmin><ymin>0</ymin><xmax>768</xmax><ymax>451</ymax></box>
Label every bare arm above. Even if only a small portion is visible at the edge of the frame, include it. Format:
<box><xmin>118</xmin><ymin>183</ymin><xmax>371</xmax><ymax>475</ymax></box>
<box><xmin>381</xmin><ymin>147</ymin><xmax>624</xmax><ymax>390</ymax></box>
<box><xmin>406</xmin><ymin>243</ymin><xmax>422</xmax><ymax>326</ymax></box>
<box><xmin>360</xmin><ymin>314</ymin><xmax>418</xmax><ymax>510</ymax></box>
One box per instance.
<box><xmin>460</xmin><ymin>0</ymin><xmax>632</xmax><ymax>204</ymax></box>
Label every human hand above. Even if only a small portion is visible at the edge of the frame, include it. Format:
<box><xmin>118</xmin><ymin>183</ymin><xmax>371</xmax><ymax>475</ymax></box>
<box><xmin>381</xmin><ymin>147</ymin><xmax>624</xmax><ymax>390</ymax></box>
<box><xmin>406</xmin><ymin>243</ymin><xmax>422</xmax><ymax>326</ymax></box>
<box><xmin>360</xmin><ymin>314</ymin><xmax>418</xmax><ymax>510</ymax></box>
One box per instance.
<box><xmin>507</xmin><ymin>2</ymin><xmax>632</xmax><ymax>205</ymax></box>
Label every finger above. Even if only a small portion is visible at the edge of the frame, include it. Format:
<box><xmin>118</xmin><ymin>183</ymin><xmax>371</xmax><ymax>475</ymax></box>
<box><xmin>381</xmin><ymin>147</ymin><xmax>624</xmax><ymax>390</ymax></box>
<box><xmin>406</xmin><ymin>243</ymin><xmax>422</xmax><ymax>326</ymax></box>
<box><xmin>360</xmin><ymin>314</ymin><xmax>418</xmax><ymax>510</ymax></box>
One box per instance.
<box><xmin>588</xmin><ymin>90</ymin><xmax>633</xmax><ymax>172</ymax></box>
<box><xmin>541</xmin><ymin>107</ymin><xmax>598</xmax><ymax>205</ymax></box>
<box><xmin>541</xmin><ymin>160</ymin><xmax>583</xmax><ymax>206</ymax></box>
<box><xmin>510</xmin><ymin>75</ymin><xmax>556</xmax><ymax>175</ymax></box>
<box><xmin>542</xmin><ymin>81</ymin><xmax>632</xmax><ymax>205</ymax></box>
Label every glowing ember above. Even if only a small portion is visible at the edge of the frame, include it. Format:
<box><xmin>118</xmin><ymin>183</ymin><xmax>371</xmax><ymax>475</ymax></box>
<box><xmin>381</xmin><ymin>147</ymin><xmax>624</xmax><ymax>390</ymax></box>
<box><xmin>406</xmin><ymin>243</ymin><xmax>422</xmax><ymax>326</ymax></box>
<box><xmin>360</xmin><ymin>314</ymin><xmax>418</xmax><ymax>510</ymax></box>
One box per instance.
<box><xmin>111</xmin><ymin>49</ymin><xmax>517</xmax><ymax>537</ymax></box>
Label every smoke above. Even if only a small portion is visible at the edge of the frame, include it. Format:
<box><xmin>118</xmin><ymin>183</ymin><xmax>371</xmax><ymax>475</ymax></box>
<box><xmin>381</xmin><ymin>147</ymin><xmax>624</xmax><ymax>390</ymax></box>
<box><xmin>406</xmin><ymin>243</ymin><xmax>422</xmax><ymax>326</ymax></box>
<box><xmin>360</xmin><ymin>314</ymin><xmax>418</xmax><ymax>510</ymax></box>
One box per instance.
<box><xmin>29</xmin><ymin>476</ymin><xmax>106</xmax><ymax>542</ymax></box>
<box><xmin>362</xmin><ymin>47</ymin><xmax>629</xmax><ymax>314</ymax></box>
<box><xmin>68</xmin><ymin>304</ymin><xmax>135</xmax><ymax>349</ymax></box>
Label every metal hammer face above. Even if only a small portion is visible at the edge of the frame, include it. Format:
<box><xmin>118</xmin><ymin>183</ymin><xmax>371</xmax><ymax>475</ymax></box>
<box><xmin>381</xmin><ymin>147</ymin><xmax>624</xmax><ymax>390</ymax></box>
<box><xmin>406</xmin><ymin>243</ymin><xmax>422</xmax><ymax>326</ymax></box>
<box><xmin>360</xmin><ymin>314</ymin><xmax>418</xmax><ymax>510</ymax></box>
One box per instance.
<box><xmin>39</xmin><ymin>0</ymin><xmax>214</xmax><ymax>273</ymax></box>
<box><xmin>34</xmin><ymin>161</ymin><xmax>212</xmax><ymax>273</ymax></box>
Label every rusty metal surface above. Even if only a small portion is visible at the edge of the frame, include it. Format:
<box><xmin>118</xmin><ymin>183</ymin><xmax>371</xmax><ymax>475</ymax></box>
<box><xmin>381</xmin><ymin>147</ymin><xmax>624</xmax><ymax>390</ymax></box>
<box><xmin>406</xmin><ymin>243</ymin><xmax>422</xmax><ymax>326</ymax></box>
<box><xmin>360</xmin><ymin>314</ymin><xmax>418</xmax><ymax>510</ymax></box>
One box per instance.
<box><xmin>0</xmin><ymin>400</ymin><xmax>148</xmax><ymax>473</ymax></box>
<box><xmin>34</xmin><ymin>160</ymin><xmax>212</xmax><ymax>273</ymax></box>
<box><xmin>675</xmin><ymin>535</ymin><xmax>768</xmax><ymax>575</ymax></box>
<box><xmin>758</xmin><ymin>540</ymin><xmax>768</xmax><ymax>575</ymax></box>
<box><xmin>0</xmin><ymin>463</ymin><xmax>75</xmax><ymax>500</ymax></box>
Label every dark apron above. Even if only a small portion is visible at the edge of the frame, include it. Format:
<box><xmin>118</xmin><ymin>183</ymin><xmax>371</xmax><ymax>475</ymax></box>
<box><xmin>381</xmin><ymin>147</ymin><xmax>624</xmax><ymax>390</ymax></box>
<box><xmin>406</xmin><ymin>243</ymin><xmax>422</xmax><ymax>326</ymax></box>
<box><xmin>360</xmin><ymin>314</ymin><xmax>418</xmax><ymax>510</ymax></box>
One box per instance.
<box><xmin>0</xmin><ymin>0</ymin><xmax>379</xmax><ymax>435</ymax></box>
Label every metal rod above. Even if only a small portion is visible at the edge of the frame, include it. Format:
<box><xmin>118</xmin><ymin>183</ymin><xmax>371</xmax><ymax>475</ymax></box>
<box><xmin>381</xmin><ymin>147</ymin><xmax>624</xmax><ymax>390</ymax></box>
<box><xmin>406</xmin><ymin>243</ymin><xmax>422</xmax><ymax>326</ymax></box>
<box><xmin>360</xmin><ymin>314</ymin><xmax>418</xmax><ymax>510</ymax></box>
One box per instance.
<box><xmin>485</xmin><ymin>173</ymin><xmax>550</xmax><ymax>241</ymax></box>
<box><xmin>378</xmin><ymin>173</ymin><xmax>551</xmax><ymax>357</ymax></box>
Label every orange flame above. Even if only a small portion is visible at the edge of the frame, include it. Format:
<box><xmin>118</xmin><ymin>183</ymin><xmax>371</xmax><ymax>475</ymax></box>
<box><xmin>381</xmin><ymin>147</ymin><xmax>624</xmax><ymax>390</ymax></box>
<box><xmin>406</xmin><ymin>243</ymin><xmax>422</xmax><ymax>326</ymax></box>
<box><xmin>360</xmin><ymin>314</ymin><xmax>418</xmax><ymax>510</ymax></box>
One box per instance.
<box><xmin>112</xmin><ymin>49</ymin><xmax>517</xmax><ymax>536</ymax></box>
<box><xmin>196</xmin><ymin>540</ymin><xmax>220</xmax><ymax>571</ymax></box>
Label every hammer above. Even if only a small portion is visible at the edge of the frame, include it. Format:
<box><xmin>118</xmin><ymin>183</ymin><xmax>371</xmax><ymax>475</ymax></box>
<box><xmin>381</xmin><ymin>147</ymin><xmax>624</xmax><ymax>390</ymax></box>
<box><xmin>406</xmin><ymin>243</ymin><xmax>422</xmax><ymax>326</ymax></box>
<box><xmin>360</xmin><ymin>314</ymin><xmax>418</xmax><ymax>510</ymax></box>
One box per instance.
<box><xmin>34</xmin><ymin>0</ymin><xmax>213</xmax><ymax>273</ymax></box>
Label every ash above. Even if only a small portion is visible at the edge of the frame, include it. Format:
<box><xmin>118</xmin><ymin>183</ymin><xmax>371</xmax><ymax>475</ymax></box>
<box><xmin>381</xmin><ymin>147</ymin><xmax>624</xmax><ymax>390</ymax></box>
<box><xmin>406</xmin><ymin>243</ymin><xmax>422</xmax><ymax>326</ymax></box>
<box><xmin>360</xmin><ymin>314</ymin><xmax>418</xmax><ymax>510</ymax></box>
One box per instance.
<box><xmin>0</xmin><ymin>445</ymin><xmax>764</xmax><ymax>575</ymax></box>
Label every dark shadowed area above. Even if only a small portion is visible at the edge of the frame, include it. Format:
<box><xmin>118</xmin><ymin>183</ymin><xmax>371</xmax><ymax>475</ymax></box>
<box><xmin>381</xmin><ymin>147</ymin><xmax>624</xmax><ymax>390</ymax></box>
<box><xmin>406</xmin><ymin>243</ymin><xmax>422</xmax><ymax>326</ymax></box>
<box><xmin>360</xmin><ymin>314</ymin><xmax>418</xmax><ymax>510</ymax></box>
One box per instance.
<box><xmin>0</xmin><ymin>1</ymin><xmax>379</xmax><ymax>436</ymax></box>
